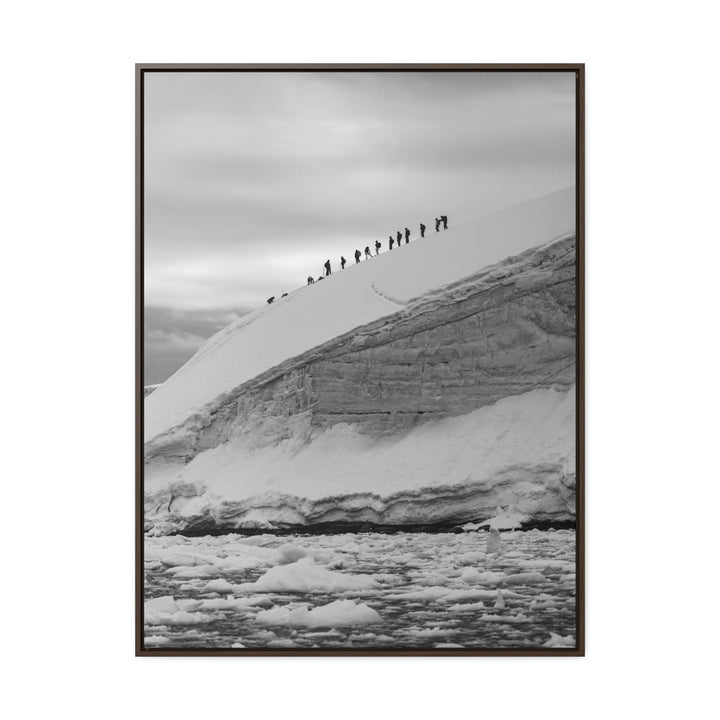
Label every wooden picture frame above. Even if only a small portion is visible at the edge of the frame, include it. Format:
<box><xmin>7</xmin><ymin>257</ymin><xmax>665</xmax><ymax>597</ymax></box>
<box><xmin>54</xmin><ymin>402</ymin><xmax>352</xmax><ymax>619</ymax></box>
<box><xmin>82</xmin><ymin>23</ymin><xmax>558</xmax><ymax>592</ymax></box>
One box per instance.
<box><xmin>137</xmin><ymin>63</ymin><xmax>584</xmax><ymax>656</ymax></box>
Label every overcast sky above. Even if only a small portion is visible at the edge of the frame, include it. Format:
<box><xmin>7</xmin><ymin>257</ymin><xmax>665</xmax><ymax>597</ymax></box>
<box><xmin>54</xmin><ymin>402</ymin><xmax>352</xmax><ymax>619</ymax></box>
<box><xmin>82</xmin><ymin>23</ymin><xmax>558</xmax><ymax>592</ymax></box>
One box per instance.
<box><xmin>144</xmin><ymin>70</ymin><xmax>575</xmax><ymax>383</ymax></box>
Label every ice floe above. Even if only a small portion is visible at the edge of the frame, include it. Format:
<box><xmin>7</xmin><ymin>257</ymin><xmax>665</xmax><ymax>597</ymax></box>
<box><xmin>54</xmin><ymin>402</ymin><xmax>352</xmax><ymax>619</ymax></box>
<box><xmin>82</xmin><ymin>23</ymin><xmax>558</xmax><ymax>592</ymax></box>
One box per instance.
<box><xmin>256</xmin><ymin>599</ymin><xmax>381</xmax><ymax>627</ymax></box>
<box><xmin>235</xmin><ymin>557</ymin><xmax>378</xmax><ymax>593</ymax></box>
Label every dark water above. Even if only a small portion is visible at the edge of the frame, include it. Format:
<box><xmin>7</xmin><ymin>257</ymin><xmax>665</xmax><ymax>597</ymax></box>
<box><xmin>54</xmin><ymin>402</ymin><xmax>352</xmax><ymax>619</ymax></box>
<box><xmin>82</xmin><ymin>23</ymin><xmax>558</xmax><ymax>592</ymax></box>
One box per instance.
<box><xmin>144</xmin><ymin>530</ymin><xmax>576</xmax><ymax>649</ymax></box>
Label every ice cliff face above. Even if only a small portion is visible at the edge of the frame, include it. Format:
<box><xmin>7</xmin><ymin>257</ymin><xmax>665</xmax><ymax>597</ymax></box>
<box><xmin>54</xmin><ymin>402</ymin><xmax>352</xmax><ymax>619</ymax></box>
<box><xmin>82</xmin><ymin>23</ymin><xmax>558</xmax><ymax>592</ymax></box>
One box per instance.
<box><xmin>144</xmin><ymin>232</ymin><xmax>577</xmax><ymax>535</ymax></box>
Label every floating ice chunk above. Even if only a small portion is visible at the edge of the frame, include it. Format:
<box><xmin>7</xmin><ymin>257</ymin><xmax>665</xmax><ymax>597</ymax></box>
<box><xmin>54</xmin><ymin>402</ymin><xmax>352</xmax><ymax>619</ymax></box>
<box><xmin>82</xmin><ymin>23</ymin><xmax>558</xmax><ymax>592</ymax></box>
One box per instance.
<box><xmin>460</xmin><ymin>568</ymin><xmax>506</xmax><ymax>585</ymax></box>
<box><xmin>529</xmin><ymin>597</ymin><xmax>560</xmax><ymax>610</ymax></box>
<box><xmin>234</xmin><ymin>595</ymin><xmax>275</xmax><ymax>609</ymax></box>
<box><xmin>176</xmin><ymin>599</ymin><xmax>204</xmax><ymax>612</ymax></box>
<box><xmin>230</xmin><ymin>642</ymin><xmax>246</xmax><ymax>648</ymax></box>
<box><xmin>486</xmin><ymin>528</ymin><xmax>502</xmax><ymax>554</ymax></box>
<box><xmin>201</xmin><ymin>578</ymin><xmax>234</xmax><ymax>594</ymax></box>
<box><xmin>165</xmin><ymin>564</ymin><xmax>221</xmax><ymax>579</ymax></box>
<box><xmin>408</xmin><ymin>626</ymin><xmax>460</xmax><ymax>638</ymax></box>
<box><xmin>457</xmin><ymin>508</ymin><xmax>530</xmax><ymax>534</ymax></box>
<box><xmin>276</xmin><ymin>544</ymin><xmax>309</xmax><ymax>565</ymax></box>
<box><xmin>145</xmin><ymin>635</ymin><xmax>170</xmax><ymax>645</ymax></box>
<box><xmin>199</xmin><ymin>594</ymin><xmax>274</xmax><ymax>611</ymax></box>
<box><xmin>543</xmin><ymin>632</ymin><xmax>576</xmax><ymax>648</ymax></box>
<box><xmin>256</xmin><ymin>599</ymin><xmax>381</xmax><ymax>627</ymax></box>
<box><xmin>386</xmin><ymin>586</ymin><xmax>451</xmax><ymax>601</ymax></box>
<box><xmin>146</xmin><ymin>610</ymin><xmax>211</xmax><ymax>626</ymax></box>
<box><xmin>236</xmin><ymin>557</ymin><xmax>378</xmax><ymax>593</ymax></box>
<box><xmin>199</xmin><ymin>597</ymin><xmax>236</xmax><ymax>610</ymax></box>
<box><xmin>519</xmin><ymin>559</ymin><xmax>575</xmax><ymax>571</ymax></box>
<box><xmin>478</xmin><ymin>613</ymin><xmax>530</xmax><ymax>623</ymax></box>
<box><xmin>337</xmin><ymin>542</ymin><xmax>361</xmax><ymax>553</ymax></box>
<box><xmin>460</xmin><ymin>567</ymin><xmax>481</xmax><ymax>583</ymax></box>
<box><xmin>459</xmin><ymin>522</ymin><xmax>483</xmax><ymax>532</ymax></box>
<box><xmin>447</xmin><ymin>601</ymin><xmax>486</xmax><ymax>612</ymax></box>
<box><xmin>455</xmin><ymin>551</ymin><xmax>486</xmax><ymax>566</ymax></box>
<box><xmin>145</xmin><ymin>595</ymin><xmax>210</xmax><ymax>625</ymax></box>
<box><xmin>435</xmin><ymin>643</ymin><xmax>465</xmax><ymax>648</ymax></box>
<box><xmin>387</xmin><ymin>586</ymin><xmax>520</xmax><ymax>603</ymax></box>
<box><xmin>145</xmin><ymin>595</ymin><xmax>178</xmax><ymax>614</ymax></box>
<box><xmin>503</xmin><ymin>572</ymin><xmax>547</xmax><ymax>585</ymax></box>
<box><xmin>440</xmin><ymin>588</ymin><xmax>519</xmax><ymax>603</ymax></box>
<box><xmin>303</xmin><ymin>629</ymin><xmax>344</xmax><ymax>638</ymax></box>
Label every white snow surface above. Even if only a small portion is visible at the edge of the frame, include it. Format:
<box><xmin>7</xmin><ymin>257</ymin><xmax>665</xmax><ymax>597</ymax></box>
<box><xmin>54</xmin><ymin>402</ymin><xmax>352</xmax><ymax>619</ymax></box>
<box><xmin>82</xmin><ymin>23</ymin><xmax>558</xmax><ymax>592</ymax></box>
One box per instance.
<box><xmin>145</xmin><ymin>187</ymin><xmax>575</xmax><ymax>442</ymax></box>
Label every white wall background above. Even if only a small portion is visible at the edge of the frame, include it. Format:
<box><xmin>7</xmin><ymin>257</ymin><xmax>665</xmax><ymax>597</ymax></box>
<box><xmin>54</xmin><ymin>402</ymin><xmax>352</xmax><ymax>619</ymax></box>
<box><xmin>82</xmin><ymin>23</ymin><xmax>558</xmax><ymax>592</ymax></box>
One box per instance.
<box><xmin>2</xmin><ymin>1</ymin><xmax>717</xmax><ymax>718</ymax></box>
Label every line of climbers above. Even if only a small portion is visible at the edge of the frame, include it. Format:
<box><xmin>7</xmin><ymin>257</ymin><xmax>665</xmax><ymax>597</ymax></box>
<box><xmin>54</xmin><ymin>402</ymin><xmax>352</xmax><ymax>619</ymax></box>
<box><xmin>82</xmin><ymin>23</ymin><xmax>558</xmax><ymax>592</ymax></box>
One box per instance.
<box><xmin>269</xmin><ymin>215</ymin><xmax>449</xmax><ymax>301</ymax></box>
<box><xmin>304</xmin><ymin>215</ymin><xmax>448</xmax><ymax>287</ymax></box>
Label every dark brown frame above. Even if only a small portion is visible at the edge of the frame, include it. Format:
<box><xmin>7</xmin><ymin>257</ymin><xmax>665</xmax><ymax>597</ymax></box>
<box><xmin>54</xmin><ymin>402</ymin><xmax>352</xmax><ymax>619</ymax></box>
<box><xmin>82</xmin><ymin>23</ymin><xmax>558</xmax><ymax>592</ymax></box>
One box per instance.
<box><xmin>136</xmin><ymin>63</ymin><xmax>585</xmax><ymax>657</ymax></box>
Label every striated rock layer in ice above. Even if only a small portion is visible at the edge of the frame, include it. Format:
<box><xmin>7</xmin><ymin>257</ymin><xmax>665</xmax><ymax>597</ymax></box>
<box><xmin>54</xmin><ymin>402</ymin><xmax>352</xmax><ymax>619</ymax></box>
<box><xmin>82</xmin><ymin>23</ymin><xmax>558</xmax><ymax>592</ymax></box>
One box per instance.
<box><xmin>144</xmin><ymin>192</ymin><xmax>577</xmax><ymax>534</ymax></box>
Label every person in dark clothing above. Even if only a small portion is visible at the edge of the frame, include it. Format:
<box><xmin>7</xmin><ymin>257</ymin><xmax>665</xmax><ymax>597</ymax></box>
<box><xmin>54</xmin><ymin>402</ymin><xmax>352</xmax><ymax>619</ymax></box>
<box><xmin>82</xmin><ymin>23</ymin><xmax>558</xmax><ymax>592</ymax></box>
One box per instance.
<box><xmin>404</xmin><ymin>227</ymin><xmax>410</xmax><ymax>244</ymax></box>
<box><xmin>340</xmin><ymin>256</ymin><xmax>347</xmax><ymax>269</ymax></box>
<box><xmin>281</xmin><ymin>292</ymin><xmax>288</xmax><ymax>297</ymax></box>
<box><xmin>420</xmin><ymin>223</ymin><xmax>426</xmax><ymax>238</ymax></box>
<box><xmin>324</xmin><ymin>259</ymin><xmax>331</xmax><ymax>276</ymax></box>
<box><xmin>435</xmin><ymin>217</ymin><xmax>440</xmax><ymax>232</ymax></box>
<box><xmin>355</xmin><ymin>249</ymin><xmax>361</xmax><ymax>263</ymax></box>
<box><xmin>307</xmin><ymin>276</ymin><xmax>314</xmax><ymax>285</ymax></box>
<box><xmin>396</xmin><ymin>230</ymin><xmax>402</xmax><ymax>246</ymax></box>
<box><xmin>389</xmin><ymin>236</ymin><xmax>394</xmax><ymax>250</ymax></box>
<box><xmin>364</xmin><ymin>245</ymin><xmax>371</xmax><ymax>259</ymax></box>
<box><xmin>375</xmin><ymin>240</ymin><xmax>381</xmax><ymax>255</ymax></box>
<box><xmin>267</xmin><ymin>296</ymin><xmax>275</xmax><ymax>304</ymax></box>
<box><xmin>442</xmin><ymin>215</ymin><xmax>448</xmax><ymax>230</ymax></box>
<box><xmin>317</xmin><ymin>276</ymin><xmax>324</xmax><ymax>281</ymax></box>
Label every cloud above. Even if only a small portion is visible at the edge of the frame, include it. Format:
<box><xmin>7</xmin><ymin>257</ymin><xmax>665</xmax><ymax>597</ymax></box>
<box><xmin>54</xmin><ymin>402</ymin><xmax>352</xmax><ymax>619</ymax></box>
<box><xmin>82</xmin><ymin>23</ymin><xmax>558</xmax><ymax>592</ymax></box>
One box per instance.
<box><xmin>144</xmin><ymin>306</ymin><xmax>250</xmax><ymax>383</ymax></box>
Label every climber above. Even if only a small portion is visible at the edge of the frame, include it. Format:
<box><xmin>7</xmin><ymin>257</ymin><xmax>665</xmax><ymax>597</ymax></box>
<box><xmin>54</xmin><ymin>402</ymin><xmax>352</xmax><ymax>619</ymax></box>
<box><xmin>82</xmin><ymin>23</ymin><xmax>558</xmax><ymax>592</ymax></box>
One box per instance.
<box><xmin>442</xmin><ymin>214</ymin><xmax>448</xmax><ymax>230</ymax></box>
<box><xmin>435</xmin><ymin>217</ymin><xmax>440</xmax><ymax>232</ymax></box>
<box><xmin>375</xmin><ymin>240</ymin><xmax>381</xmax><ymax>255</ymax></box>
<box><xmin>404</xmin><ymin>227</ymin><xmax>410</xmax><ymax>244</ymax></box>
<box><xmin>267</xmin><ymin>296</ymin><xmax>275</xmax><ymax>304</ymax></box>
<box><xmin>281</xmin><ymin>292</ymin><xmax>288</xmax><ymax>298</ymax></box>
<box><xmin>354</xmin><ymin>249</ymin><xmax>361</xmax><ymax>263</ymax></box>
<box><xmin>340</xmin><ymin>255</ymin><xmax>347</xmax><ymax>269</ymax></box>
<box><xmin>324</xmin><ymin>259</ymin><xmax>331</xmax><ymax>276</ymax></box>
<box><xmin>396</xmin><ymin>230</ymin><xmax>402</xmax><ymax>246</ymax></box>
<box><xmin>389</xmin><ymin>235</ymin><xmax>394</xmax><ymax>250</ymax></box>
<box><xmin>420</xmin><ymin>222</ymin><xmax>426</xmax><ymax>238</ymax></box>
<box><xmin>364</xmin><ymin>245</ymin><xmax>372</xmax><ymax>260</ymax></box>
<box><xmin>307</xmin><ymin>276</ymin><xmax>314</xmax><ymax>285</ymax></box>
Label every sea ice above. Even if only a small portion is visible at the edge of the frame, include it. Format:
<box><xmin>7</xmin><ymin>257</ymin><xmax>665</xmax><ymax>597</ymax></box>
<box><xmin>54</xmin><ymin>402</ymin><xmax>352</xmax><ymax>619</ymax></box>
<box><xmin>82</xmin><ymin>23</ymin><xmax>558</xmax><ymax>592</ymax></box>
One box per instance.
<box><xmin>256</xmin><ymin>599</ymin><xmax>381</xmax><ymax>627</ymax></box>
<box><xmin>486</xmin><ymin>528</ymin><xmax>502</xmax><ymax>554</ymax></box>
<box><xmin>144</xmin><ymin>595</ymin><xmax>210</xmax><ymax>625</ymax></box>
<box><xmin>543</xmin><ymin>632</ymin><xmax>576</xmax><ymax>648</ymax></box>
<box><xmin>145</xmin><ymin>635</ymin><xmax>170</xmax><ymax>645</ymax></box>
<box><xmin>201</xmin><ymin>578</ymin><xmax>234</xmax><ymax>594</ymax></box>
<box><xmin>235</xmin><ymin>557</ymin><xmax>378</xmax><ymax>593</ymax></box>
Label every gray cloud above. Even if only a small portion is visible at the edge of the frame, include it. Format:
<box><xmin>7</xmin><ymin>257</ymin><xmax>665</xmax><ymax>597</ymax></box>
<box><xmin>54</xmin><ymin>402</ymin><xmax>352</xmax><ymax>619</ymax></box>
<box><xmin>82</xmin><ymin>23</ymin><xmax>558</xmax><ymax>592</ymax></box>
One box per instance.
<box><xmin>144</xmin><ymin>306</ymin><xmax>250</xmax><ymax>384</ymax></box>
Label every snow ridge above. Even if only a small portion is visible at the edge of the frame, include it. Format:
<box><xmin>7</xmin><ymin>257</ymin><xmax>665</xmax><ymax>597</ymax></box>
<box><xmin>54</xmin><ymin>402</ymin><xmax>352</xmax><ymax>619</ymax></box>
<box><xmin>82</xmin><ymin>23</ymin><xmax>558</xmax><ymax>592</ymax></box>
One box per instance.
<box><xmin>145</xmin><ymin>187</ymin><xmax>575</xmax><ymax>442</ymax></box>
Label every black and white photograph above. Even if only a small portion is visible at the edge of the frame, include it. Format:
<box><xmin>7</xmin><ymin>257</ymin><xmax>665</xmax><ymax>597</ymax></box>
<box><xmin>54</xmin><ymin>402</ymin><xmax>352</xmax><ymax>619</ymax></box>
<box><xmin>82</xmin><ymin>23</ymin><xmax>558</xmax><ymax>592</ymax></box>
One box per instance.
<box><xmin>11</xmin><ymin>0</ymin><xmax>720</xmax><ymax>713</ymax></box>
<box><xmin>139</xmin><ymin>65</ymin><xmax>583</xmax><ymax>654</ymax></box>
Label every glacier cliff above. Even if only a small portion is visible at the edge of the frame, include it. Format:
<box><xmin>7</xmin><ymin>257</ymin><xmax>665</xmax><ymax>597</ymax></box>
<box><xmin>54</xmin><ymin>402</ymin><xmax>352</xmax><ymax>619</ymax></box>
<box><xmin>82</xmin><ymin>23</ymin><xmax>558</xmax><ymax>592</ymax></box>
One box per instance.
<box><xmin>144</xmin><ymin>190</ymin><xmax>577</xmax><ymax>534</ymax></box>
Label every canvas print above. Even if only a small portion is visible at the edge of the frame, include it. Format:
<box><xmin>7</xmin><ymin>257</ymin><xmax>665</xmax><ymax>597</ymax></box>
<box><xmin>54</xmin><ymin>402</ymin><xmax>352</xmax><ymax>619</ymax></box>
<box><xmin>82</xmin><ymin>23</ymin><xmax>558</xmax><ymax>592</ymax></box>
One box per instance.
<box><xmin>139</xmin><ymin>65</ymin><xmax>583</xmax><ymax>654</ymax></box>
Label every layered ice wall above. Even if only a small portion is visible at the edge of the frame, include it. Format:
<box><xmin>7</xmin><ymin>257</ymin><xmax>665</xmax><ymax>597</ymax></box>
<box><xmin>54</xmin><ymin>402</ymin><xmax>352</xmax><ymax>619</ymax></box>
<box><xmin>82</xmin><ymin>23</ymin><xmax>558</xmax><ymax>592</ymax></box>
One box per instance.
<box><xmin>144</xmin><ymin>188</ymin><xmax>577</xmax><ymax>534</ymax></box>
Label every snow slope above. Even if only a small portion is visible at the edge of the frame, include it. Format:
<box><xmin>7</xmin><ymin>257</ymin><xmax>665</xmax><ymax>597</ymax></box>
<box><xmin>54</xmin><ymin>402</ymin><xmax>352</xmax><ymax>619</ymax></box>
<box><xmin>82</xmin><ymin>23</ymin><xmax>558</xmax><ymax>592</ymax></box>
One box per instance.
<box><xmin>145</xmin><ymin>187</ymin><xmax>575</xmax><ymax>442</ymax></box>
